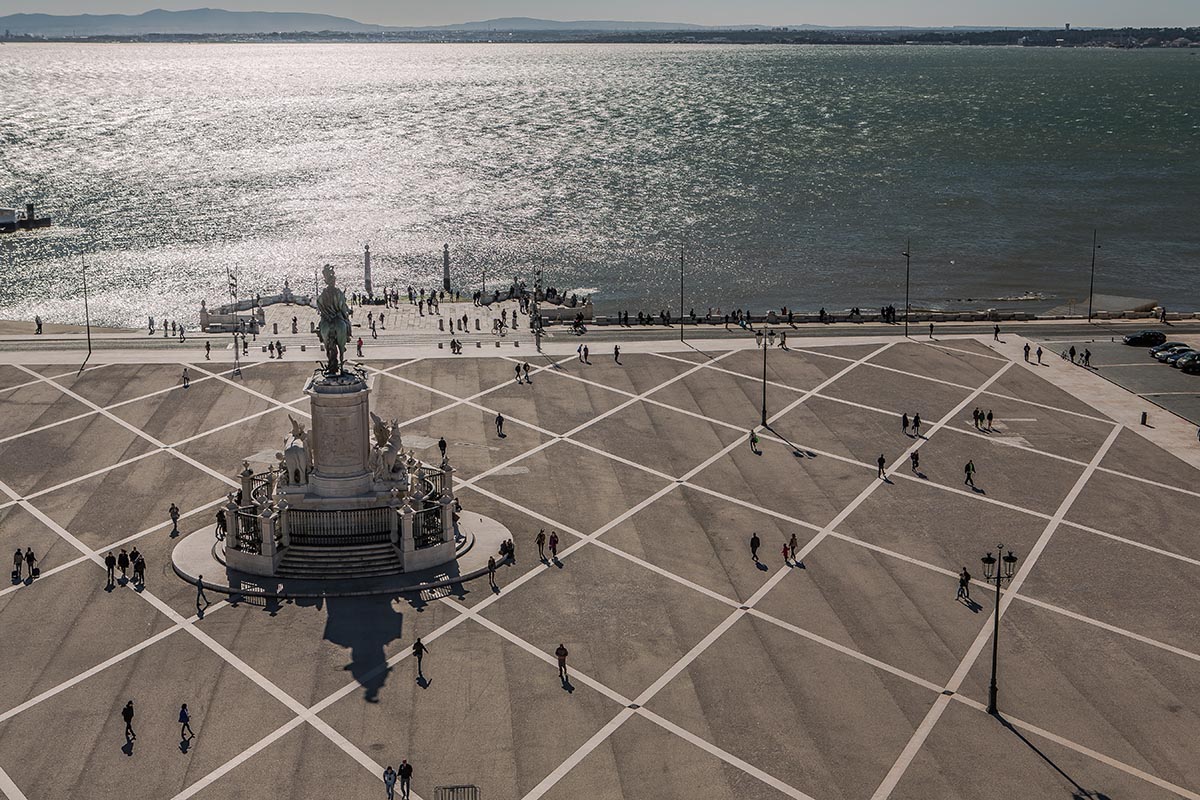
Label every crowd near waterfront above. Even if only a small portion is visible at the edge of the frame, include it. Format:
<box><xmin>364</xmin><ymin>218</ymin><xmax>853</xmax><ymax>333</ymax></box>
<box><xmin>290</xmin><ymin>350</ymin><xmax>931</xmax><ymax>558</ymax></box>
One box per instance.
<box><xmin>2</xmin><ymin>43</ymin><xmax>1198</xmax><ymax>328</ymax></box>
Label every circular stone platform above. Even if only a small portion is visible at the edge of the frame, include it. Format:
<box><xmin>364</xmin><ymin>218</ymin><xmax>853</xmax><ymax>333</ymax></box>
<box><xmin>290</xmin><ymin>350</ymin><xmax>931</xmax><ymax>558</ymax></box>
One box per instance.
<box><xmin>171</xmin><ymin>511</ymin><xmax>512</xmax><ymax>599</ymax></box>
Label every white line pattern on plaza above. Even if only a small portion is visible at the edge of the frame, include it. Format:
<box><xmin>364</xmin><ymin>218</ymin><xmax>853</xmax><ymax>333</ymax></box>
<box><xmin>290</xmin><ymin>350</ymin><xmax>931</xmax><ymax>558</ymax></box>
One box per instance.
<box><xmin>1</xmin><ymin>340</ymin><xmax>1197</xmax><ymax>800</ymax></box>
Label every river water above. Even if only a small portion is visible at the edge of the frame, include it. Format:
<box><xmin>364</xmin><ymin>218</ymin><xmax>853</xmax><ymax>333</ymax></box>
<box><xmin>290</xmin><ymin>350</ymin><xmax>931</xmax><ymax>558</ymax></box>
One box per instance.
<box><xmin>1</xmin><ymin>43</ymin><xmax>1197</xmax><ymax>327</ymax></box>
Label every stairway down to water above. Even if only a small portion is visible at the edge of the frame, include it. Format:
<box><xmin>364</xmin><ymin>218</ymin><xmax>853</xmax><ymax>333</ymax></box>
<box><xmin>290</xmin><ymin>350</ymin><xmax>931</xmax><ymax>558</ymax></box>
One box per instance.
<box><xmin>276</xmin><ymin>542</ymin><xmax>403</xmax><ymax>579</ymax></box>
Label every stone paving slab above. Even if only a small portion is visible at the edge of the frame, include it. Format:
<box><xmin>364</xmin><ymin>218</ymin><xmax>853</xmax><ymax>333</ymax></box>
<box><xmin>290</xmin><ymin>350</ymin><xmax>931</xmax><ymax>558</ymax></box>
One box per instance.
<box><xmin>822</xmin><ymin>364</ymin><xmax>974</xmax><ymax>423</ymax></box>
<box><xmin>646</xmin><ymin>614</ymin><xmax>938</xmax><ymax>800</ymax></box>
<box><xmin>867</xmin><ymin>341</ymin><xmax>1006</xmax><ymax>387</ymax></box>
<box><xmin>0</xmin><ymin>630</ymin><xmax>297</xmax><ymax>800</ymax></box>
<box><xmin>0</xmin><ymin>379</ymin><xmax>92</xmax><ymax>441</ymax></box>
<box><xmin>1065</xmin><ymin>470</ymin><xmax>1200</xmax><ymax>562</ymax></box>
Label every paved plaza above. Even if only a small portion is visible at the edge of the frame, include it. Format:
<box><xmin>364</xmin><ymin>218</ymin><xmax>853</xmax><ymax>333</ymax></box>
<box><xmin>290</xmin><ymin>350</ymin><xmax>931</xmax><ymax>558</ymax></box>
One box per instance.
<box><xmin>1</xmin><ymin>337</ymin><xmax>1199</xmax><ymax>800</ymax></box>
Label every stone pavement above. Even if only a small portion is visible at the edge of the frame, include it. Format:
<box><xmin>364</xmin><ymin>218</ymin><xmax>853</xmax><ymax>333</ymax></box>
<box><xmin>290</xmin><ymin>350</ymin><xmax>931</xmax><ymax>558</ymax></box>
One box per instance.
<box><xmin>0</xmin><ymin>337</ymin><xmax>1199</xmax><ymax>800</ymax></box>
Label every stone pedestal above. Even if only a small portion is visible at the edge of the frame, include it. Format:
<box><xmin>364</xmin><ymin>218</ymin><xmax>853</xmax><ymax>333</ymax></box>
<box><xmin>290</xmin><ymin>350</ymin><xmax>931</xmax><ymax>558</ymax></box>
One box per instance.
<box><xmin>305</xmin><ymin>374</ymin><xmax>372</xmax><ymax>498</ymax></box>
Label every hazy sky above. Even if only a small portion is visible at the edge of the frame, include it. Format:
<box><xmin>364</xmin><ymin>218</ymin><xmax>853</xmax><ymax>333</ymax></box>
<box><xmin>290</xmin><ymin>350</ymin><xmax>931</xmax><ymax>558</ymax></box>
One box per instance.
<box><xmin>1</xmin><ymin>0</ymin><xmax>1195</xmax><ymax>28</ymax></box>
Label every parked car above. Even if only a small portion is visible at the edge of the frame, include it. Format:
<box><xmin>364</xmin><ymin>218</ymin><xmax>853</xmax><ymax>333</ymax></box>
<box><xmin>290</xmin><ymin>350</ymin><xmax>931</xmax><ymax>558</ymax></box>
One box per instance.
<box><xmin>1150</xmin><ymin>341</ymin><xmax>1188</xmax><ymax>356</ymax></box>
<box><xmin>1173</xmin><ymin>352</ymin><xmax>1200</xmax><ymax>370</ymax></box>
<box><xmin>1181</xmin><ymin>359</ymin><xmax>1200</xmax><ymax>375</ymax></box>
<box><xmin>1155</xmin><ymin>345</ymin><xmax>1193</xmax><ymax>362</ymax></box>
<box><xmin>1124</xmin><ymin>330</ymin><xmax>1166</xmax><ymax>346</ymax></box>
<box><xmin>1165</xmin><ymin>348</ymin><xmax>1197</xmax><ymax>365</ymax></box>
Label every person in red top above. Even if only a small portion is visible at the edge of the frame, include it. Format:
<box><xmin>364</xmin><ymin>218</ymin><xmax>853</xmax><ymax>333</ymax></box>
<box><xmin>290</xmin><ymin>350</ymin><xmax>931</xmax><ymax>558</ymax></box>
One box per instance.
<box><xmin>555</xmin><ymin>644</ymin><xmax>569</xmax><ymax>681</ymax></box>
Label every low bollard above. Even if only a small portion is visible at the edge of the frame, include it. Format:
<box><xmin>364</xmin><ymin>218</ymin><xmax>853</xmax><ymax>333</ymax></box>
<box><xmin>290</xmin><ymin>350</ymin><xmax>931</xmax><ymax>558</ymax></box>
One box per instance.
<box><xmin>438</xmin><ymin>341</ymin><xmax>443</xmax><ymax>349</ymax></box>
<box><xmin>1141</xmin><ymin>411</ymin><xmax>1148</xmax><ymax>426</ymax></box>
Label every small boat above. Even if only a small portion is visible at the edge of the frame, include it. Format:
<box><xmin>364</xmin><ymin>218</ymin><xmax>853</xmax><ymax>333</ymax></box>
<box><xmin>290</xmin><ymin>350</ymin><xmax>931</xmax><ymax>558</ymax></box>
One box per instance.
<box><xmin>0</xmin><ymin>203</ymin><xmax>52</xmax><ymax>234</ymax></box>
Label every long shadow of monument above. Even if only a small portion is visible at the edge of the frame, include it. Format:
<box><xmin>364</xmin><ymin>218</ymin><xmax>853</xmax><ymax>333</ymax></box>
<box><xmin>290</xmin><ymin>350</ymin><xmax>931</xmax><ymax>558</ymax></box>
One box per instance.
<box><xmin>322</xmin><ymin>596</ymin><xmax>405</xmax><ymax>702</ymax></box>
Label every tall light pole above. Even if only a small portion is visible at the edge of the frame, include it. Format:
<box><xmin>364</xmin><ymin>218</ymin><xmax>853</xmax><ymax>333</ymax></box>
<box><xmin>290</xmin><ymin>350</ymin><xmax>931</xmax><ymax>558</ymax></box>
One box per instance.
<box><xmin>902</xmin><ymin>240</ymin><xmax>911</xmax><ymax>338</ymax></box>
<box><xmin>981</xmin><ymin>545</ymin><xmax>1019</xmax><ymax>715</ymax></box>
<box><xmin>532</xmin><ymin>265</ymin><xmax>542</xmax><ymax>353</ymax></box>
<box><xmin>679</xmin><ymin>244</ymin><xmax>685</xmax><ymax>343</ymax></box>
<box><xmin>79</xmin><ymin>253</ymin><xmax>93</xmax><ymax>373</ymax></box>
<box><xmin>1086</xmin><ymin>229</ymin><xmax>1098</xmax><ymax>322</ymax></box>
<box><xmin>760</xmin><ymin>333</ymin><xmax>768</xmax><ymax>426</ymax></box>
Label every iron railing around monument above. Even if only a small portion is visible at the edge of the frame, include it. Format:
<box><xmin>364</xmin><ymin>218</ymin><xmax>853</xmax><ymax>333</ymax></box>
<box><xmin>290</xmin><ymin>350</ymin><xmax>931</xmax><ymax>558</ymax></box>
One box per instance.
<box><xmin>287</xmin><ymin>507</ymin><xmax>393</xmax><ymax>546</ymax></box>
<box><xmin>249</xmin><ymin>470</ymin><xmax>276</xmax><ymax>507</ymax></box>
<box><xmin>413</xmin><ymin>506</ymin><xmax>443</xmax><ymax>549</ymax></box>
<box><xmin>417</xmin><ymin>465</ymin><xmax>447</xmax><ymax>497</ymax></box>
<box><xmin>234</xmin><ymin>509</ymin><xmax>263</xmax><ymax>554</ymax></box>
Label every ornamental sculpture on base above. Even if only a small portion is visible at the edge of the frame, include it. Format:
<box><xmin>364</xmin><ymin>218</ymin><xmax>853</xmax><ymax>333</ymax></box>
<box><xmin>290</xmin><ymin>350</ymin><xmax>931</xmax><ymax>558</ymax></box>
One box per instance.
<box><xmin>214</xmin><ymin>264</ymin><xmax>463</xmax><ymax>580</ymax></box>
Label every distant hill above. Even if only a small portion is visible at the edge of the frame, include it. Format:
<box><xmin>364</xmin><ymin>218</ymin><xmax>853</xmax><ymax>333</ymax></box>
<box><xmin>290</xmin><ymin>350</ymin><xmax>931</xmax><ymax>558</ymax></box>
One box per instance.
<box><xmin>0</xmin><ymin>8</ymin><xmax>389</xmax><ymax>36</ymax></box>
<box><xmin>425</xmin><ymin>17</ymin><xmax>716</xmax><ymax>31</ymax></box>
<box><xmin>0</xmin><ymin>9</ymin><xmax>1075</xmax><ymax>37</ymax></box>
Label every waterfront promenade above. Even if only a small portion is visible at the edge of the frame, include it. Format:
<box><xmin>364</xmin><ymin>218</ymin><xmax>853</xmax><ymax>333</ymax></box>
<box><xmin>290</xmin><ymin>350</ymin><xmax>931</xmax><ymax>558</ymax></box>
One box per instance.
<box><xmin>1</xmin><ymin>324</ymin><xmax>1198</xmax><ymax>799</ymax></box>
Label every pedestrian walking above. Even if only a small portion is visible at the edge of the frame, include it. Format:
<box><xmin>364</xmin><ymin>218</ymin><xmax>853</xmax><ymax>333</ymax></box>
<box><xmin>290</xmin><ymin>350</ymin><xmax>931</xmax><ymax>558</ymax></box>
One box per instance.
<box><xmin>986</xmin><ymin>410</ymin><xmax>994</xmax><ymax>430</ymax></box>
<box><xmin>438</xmin><ymin>437</ymin><xmax>447</xmax><ymax>460</ymax></box>
<box><xmin>215</xmin><ymin>507</ymin><xmax>227</xmax><ymax>537</ymax></box>
<box><xmin>122</xmin><ymin>700</ymin><xmax>136</xmax><ymax>740</ymax></box>
<box><xmin>782</xmin><ymin>543</ymin><xmax>790</xmax><ymax>564</ymax></box>
<box><xmin>750</xmin><ymin>532</ymin><xmax>761</xmax><ymax>562</ymax></box>
<box><xmin>957</xmin><ymin>568</ymin><xmax>972</xmax><ymax>601</ymax></box>
<box><xmin>169</xmin><ymin>502</ymin><xmax>180</xmax><ymax>535</ymax></box>
<box><xmin>912</xmin><ymin>413</ymin><xmax>922</xmax><ymax>438</ymax></box>
<box><xmin>412</xmin><ymin>638</ymin><xmax>428</xmax><ymax>679</ymax></box>
<box><xmin>1036</xmin><ymin>346</ymin><xmax>1043</xmax><ymax>365</ymax></box>
<box><xmin>398</xmin><ymin>760</ymin><xmax>413</xmax><ymax>800</ymax></box>
<box><xmin>613</xmin><ymin>344</ymin><xmax>621</xmax><ymax>363</ymax></box>
<box><xmin>1023</xmin><ymin>343</ymin><xmax>1030</xmax><ymax>362</ymax></box>
<box><xmin>181</xmin><ymin>367</ymin><xmax>190</xmax><ymax>388</ymax></box>
<box><xmin>179</xmin><ymin>703</ymin><xmax>194</xmax><ymax>739</ymax></box>
<box><xmin>204</xmin><ymin>341</ymin><xmax>211</xmax><ymax>360</ymax></box>
<box><xmin>877</xmin><ymin>454</ymin><xmax>887</xmax><ymax>479</ymax></box>
<box><xmin>548</xmin><ymin>531</ymin><xmax>559</xmax><ymax>559</ymax></box>
<box><xmin>993</xmin><ymin>324</ymin><xmax>1000</xmax><ymax>341</ymax></box>
<box><xmin>196</xmin><ymin>574</ymin><xmax>209</xmax><ymax>615</ymax></box>
<box><xmin>929</xmin><ymin>322</ymin><xmax>934</xmax><ymax>339</ymax></box>
<box><xmin>523</xmin><ymin>362</ymin><xmax>531</xmax><ymax>382</ymax></box>
<box><xmin>488</xmin><ymin>555</ymin><xmax>498</xmax><ymax>590</ymax></box>
<box><xmin>964</xmin><ymin>459</ymin><xmax>976</xmax><ymax>487</ymax></box>
<box><xmin>910</xmin><ymin>450</ymin><xmax>919</xmax><ymax>473</ymax></box>
<box><xmin>268</xmin><ymin>341</ymin><xmax>275</xmax><ymax>359</ymax></box>
<box><xmin>1083</xmin><ymin>348</ymin><xmax>1091</xmax><ymax>367</ymax></box>
<box><xmin>535</xmin><ymin>529</ymin><xmax>546</xmax><ymax>561</ymax></box>
<box><xmin>515</xmin><ymin>363</ymin><xmax>523</xmax><ymax>383</ymax></box>
<box><xmin>972</xmin><ymin>407</ymin><xmax>981</xmax><ymax>429</ymax></box>
<box><xmin>383</xmin><ymin>766</ymin><xmax>397</xmax><ymax>800</ymax></box>
<box><xmin>12</xmin><ymin>548</ymin><xmax>23</xmax><ymax>581</ymax></box>
<box><xmin>1068</xmin><ymin>345</ymin><xmax>1077</xmax><ymax>364</ymax></box>
<box><xmin>133</xmin><ymin>554</ymin><xmax>146</xmax><ymax>587</ymax></box>
<box><xmin>901</xmin><ymin>413</ymin><xmax>909</xmax><ymax>435</ymax></box>
<box><xmin>495</xmin><ymin>413</ymin><xmax>505</xmax><ymax>437</ymax></box>
<box><xmin>779</xmin><ymin>330</ymin><xmax>787</xmax><ymax>349</ymax></box>
<box><xmin>749</xmin><ymin>429</ymin><xmax>760</xmax><ymax>454</ymax></box>
<box><xmin>576</xmin><ymin>344</ymin><xmax>583</xmax><ymax>362</ymax></box>
<box><xmin>555</xmin><ymin>644</ymin><xmax>569</xmax><ymax>681</ymax></box>
<box><xmin>35</xmin><ymin>315</ymin><xmax>42</xmax><ymax>335</ymax></box>
<box><xmin>117</xmin><ymin>548</ymin><xmax>130</xmax><ymax>580</ymax></box>
<box><xmin>23</xmin><ymin>547</ymin><xmax>36</xmax><ymax>579</ymax></box>
<box><xmin>582</xmin><ymin>345</ymin><xmax>589</xmax><ymax>363</ymax></box>
<box><xmin>104</xmin><ymin>551</ymin><xmax>116</xmax><ymax>585</ymax></box>
<box><xmin>357</xmin><ymin>338</ymin><xmax>364</xmax><ymax>357</ymax></box>
<box><xmin>788</xmin><ymin>532</ymin><xmax>798</xmax><ymax>562</ymax></box>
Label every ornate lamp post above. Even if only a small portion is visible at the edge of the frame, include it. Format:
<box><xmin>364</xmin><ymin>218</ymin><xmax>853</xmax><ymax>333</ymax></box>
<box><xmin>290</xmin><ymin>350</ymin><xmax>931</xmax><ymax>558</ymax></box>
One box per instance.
<box><xmin>981</xmin><ymin>545</ymin><xmax>1019</xmax><ymax>715</ymax></box>
<box><xmin>902</xmin><ymin>240</ymin><xmax>911</xmax><ymax>338</ymax></box>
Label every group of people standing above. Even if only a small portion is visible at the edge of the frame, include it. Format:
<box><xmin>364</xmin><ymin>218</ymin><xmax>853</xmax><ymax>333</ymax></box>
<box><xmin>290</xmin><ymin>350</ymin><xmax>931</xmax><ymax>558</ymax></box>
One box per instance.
<box><xmin>104</xmin><ymin>547</ymin><xmax>147</xmax><ymax>588</ymax></box>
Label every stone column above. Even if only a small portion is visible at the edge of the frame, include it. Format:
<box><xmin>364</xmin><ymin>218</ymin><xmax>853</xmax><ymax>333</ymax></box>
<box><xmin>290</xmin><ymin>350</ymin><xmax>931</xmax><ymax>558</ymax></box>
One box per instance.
<box><xmin>400</xmin><ymin>503</ymin><xmax>415</xmax><ymax>560</ymax></box>
<box><xmin>440</xmin><ymin>461</ymin><xmax>455</xmax><ymax>502</ymax></box>
<box><xmin>224</xmin><ymin>496</ymin><xmax>241</xmax><ymax>550</ymax></box>
<box><xmin>439</xmin><ymin>493</ymin><xmax>454</xmax><ymax>543</ymax></box>
<box><xmin>277</xmin><ymin>498</ymin><xmax>290</xmax><ymax>547</ymax></box>
<box><xmin>259</xmin><ymin>506</ymin><xmax>275</xmax><ymax>558</ymax></box>
<box><xmin>239</xmin><ymin>462</ymin><xmax>254</xmax><ymax>506</ymax></box>
<box><xmin>364</xmin><ymin>244</ymin><xmax>373</xmax><ymax>298</ymax></box>
<box><xmin>442</xmin><ymin>243</ymin><xmax>451</xmax><ymax>292</ymax></box>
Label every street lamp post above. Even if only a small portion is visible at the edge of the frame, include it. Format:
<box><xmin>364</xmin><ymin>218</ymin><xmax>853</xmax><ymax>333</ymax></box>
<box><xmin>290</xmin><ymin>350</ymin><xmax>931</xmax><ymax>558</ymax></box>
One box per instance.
<box><xmin>981</xmin><ymin>545</ymin><xmax>1020</xmax><ymax>715</ymax></box>
<box><xmin>679</xmin><ymin>245</ymin><xmax>685</xmax><ymax>344</ymax></box>
<box><xmin>79</xmin><ymin>253</ymin><xmax>93</xmax><ymax>373</ymax></box>
<box><xmin>1086</xmin><ymin>229</ymin><xmax>1098</xmax><ymax>322</ymax></box>
<box><xmin>760</xmin><ymin>332</ymin><xmax>768</xmax><ymax>426</ymax></box>
<box><xmin>532</xmin><ymin>265</ymin><xmax>542</xmax><ymax>353</ymax></box>
<box><xmin>902</xmin><ymin>240</ymin><xmax>911</xmax><ymax>338</ymax></box>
